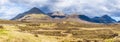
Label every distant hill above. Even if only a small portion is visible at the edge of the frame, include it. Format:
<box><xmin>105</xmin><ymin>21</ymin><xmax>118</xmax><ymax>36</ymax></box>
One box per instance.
<box><xmin>65</xmin><ymin>14</ymin><xmax>93</xmax><ymax>24</ymax></box>
<box><xmin>118</xmin><ymin>21</ymin><xmax>120</xmax><ymax>23</ymax></box>
<box><xmin>11</xmin><ymin>7</ymin><xmax>117</xmax><ymax>23</ymax></box>
<box><xmin>91</xmin><ymin>15</ymin><xmax>116</xmax><ymax>23</ymax></box>
<box><xmin>71</xmin><ymin>14</ymin><xmax>116</xmax><ymax>23</ymax></box>
<box><xmin>78</xmin><ymin>15</ymin><xmax>92</xmax><ymax>22</ymax></box>
<box><xmin>11</xmin><ymin>7</ymin><xmax>45</xmax><ymax>20</ymax></box>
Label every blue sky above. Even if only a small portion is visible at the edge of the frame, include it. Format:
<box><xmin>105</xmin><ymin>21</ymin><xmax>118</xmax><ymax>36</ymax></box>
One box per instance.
<box><xmin>0</xmin><ymin>0</ymin><xmax>120</xmax><ymax>21</ymax></box>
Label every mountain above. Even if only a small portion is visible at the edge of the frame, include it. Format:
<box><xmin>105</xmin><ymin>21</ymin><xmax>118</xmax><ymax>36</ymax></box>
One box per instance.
<box><xmin>48</xmin><ymin>11</ymin><xmax>66</xmax><ymax>19</ymax></box>
<box><xmin>65</xmin><ymin>14</ymin><xmax>79</xmax><ymax>19</ymax></box>
<box><xmin>71</xmin><ymin>14</ymin><xmax>116</xmax><ymax>23</ymax></box>
<box><xmin>11</xmin><ymin>7</ymin><xmax>45</xmax><ymax>20</ymax></box>
<box><xmin>78</xmin><ymin>15</ymin><xmax>92</xmax><ymax>22</ymax></box>
<box><xmin>118</xmin><ymin>21</ymin><xmax>120</xmax><ymax>23</ymax></box>
<box><xmin>65</xmin><ymin>14</ymin><xmax>93</xmax><ymax>24</ymax></box>
<box><xmin>11</xmin><ymin>7</ymin><xmax>116</xmax><ymax>23</ymax></box>
<box><xmin>92</xmin><ymin>15</ymin><xmax>116</xmax><ymax>23</ymax></box>
<box><xmin>65</xmin><ymin>14</ymin><xmax>92</xmax><ymax>23</ymax></box>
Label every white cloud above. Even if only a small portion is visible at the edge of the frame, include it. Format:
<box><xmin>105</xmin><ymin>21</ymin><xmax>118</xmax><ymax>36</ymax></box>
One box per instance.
<box><xmin>0</xmin><ymin>0</ymin><xmax>8</xmax><ymax>5</ymax></box>
<box><xmin>9</xmin><ymin>0</ymin><xmax>49</xmax><ymax>7</ymax></box>
<box><xmin>0</xmin><ymin>6</ymin><xmax>23</xmax><ymax>19</ymax></box>
<box><xmin>54</xmin><ymin>0</ymin><xmax>78</xmax><ymax>8</ymax></box>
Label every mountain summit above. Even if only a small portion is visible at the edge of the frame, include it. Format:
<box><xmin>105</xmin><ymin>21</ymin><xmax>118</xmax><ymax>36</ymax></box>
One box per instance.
<box><xmin>50</xmin><ymin>11</ymin><xmax>66</xmax><ymax>18</ymax></box>
<box><xmin>92</xmin><ymin>15</ymin><xmax>116</xmax><ymax>23</ymax></box>
<box><xmin>11</xmin><ymin>7</ymin><xmax>45</xmax><ymax>20</ymax></box>
<box><xmin>24</xmin><ymin>7</ymin><xmax>45</xmax><ymax>14</ymax></box>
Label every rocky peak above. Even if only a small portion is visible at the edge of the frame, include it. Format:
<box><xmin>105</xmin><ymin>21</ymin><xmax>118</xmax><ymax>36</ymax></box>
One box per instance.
<box><xmin>24</xmin><ymin>7</ymin><xmax>45</xmax><ymax>14</ymax></box>
<box><xmin>11</xmin><ymin>7</ymin><xmax>45</xmax><ymax>20</ymax></box>
<box><xmin>51</xmin><ymin>11</ymin><xmax>65</xmax><ymax>16</ymax></box>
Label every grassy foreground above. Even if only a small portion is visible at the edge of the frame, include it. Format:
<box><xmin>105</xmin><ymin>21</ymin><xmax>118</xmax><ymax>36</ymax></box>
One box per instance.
<box><xmin>0</xmin><ymin>20</ymin><xmax>120</xmax><ymax>42</ymax></box>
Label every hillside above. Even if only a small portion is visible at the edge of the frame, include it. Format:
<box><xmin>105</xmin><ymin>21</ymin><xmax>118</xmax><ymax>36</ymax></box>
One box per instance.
<box><xmin>17</xmin><ymin>14</ymin><xmax>52</xmax><ymax>22</ymax></box>
<box><xmin>0</xmin><ymin>20</ymin><xmax>120</xmax><ymax>42</ymax></box>
<box><xmin>0</xmin><ymin>20</ymin><xmax>22</xmax><ymax>24</ymax></box>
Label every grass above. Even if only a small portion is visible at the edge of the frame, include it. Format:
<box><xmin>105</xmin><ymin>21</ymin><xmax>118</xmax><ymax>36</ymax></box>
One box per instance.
<box><xmin>0</xmin><ymin>29</ymin><xmax>40</xmax><ymax>42</ymax></box>
<box><xmin>0</xmin><ymin>20</ymin><xmax>120</xmax><ymax>42</ymax></box>
<box><xmin>0</xmin><ymin>29</ymin><xmax>62</xmax><ymax>42</ymax></box>
<box><xmin>105</xmin><ymin>39</ymin><xmax>114</xmax><ymax>42</ymax></box>
<box><xmin>0</xmin><ymin>29</ymin><xmax>8</xmax><ymax>35</ymax></box>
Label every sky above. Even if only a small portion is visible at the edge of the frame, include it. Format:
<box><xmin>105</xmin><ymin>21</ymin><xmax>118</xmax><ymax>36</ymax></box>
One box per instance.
<box><xmin>0</xmin><ymin>0</ymin><xmax>120</xmax><ymax>21</ymax></box>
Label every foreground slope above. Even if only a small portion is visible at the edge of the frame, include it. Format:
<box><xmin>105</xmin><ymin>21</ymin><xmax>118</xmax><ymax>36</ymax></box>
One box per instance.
<box><xmin>0</xmin><ymin>18</ymin><xmax>120</xmax><ymax>42</ymax></box>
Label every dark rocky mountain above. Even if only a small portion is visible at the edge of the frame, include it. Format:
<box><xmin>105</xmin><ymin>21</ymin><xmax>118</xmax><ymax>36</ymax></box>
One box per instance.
<box><xmin>118</xmin><ymin>21</ymin><xmax>120</xmax><ymax>23</ymax></box>
<box><xmin>91</xmin><ymin>15</ymin><xmax>116</xmax><ymax>23</ymax></box>
<box><xmin>78</xmin><ymin>15</ymin><xmax>92</xmax><ymax>22</ymax></box>
<box><xmin>72</xmin><ymin>14</ymin><xmax>116</xmax><ymax>23</ymax></box>
<box><xmin>11</xmin><ymin>7</ymin><xmax>45</xmax><ymax>20</ymax></box>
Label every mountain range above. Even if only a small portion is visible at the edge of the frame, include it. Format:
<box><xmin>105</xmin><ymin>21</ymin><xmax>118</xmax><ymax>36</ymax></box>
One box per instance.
<box><xmin>11</xmin><ymin>7</ymin><xmax>117</xmax><ymax>23</ymax></box>
<box><xmin>91</xmin><ymin>15</ymin><xmax>116</xmax><ymax>23</ymax></box>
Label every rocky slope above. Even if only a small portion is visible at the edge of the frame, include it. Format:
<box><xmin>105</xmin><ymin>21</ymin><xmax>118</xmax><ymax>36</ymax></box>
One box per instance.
<box><xmin>11</xmin><ymin>7</ymin><xmax>45</xmax><ymax>20</ymax></box>
<box><xmin>17</xmin><ymin>14</ymin><xmax>52</xmax><ymax>22</ymax></box>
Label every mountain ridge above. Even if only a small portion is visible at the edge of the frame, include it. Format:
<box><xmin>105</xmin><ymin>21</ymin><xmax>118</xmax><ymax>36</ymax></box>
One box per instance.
<box><xmin>91</xmin><ymin>15</ymin><xmax>116</xmax><ymax>23</ymax></box>
<box><xmin>11</xmin><ymin>7</ymin><xmax>117</xmax><ymax>23</ymax></box>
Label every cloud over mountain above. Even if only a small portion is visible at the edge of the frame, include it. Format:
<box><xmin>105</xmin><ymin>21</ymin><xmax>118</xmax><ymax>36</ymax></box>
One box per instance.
<box><xmin>0</xmin><ymin>0</ymin><xmax>120</xmax><ymax>20</ymax></box>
